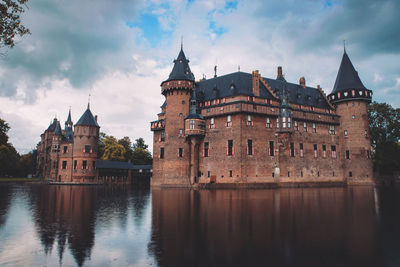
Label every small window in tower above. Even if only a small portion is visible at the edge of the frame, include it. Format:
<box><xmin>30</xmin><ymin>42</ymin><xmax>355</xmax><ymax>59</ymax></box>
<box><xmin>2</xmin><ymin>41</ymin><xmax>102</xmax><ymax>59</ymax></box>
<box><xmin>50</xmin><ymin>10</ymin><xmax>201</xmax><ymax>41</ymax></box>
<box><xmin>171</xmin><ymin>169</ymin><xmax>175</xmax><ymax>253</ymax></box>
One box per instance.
<box><xmin>314</xmin><ymin>144</ymin><xmax>318</xmax><ymax>158</ymax></box>
<box><xmin>247</xmin><ymin>140</ymin><xmax>253</xmax><ymax>155</ymax></box>
<box><xmin>179</xmin><ymin>148</ymin><xmax>183</xmax><ymax>158</ymax></box>
<box><xmin>161</xmin><ymin>131</ymin><xmax>165</xmax><ymax>141</ymax></box>
<box><xmin>352</xmin><ymin>115</ymin><xmax>355</xmax><ymax>119</ymax></box>
<box><xmin>287</xmin><ymin>117</ymin><xmax>291</xmax><ymax>128</ymax></box>
<box><xmin>266</xmin><ymin>117</ymin><xmax>271</xmax><ymax>128</ymax></box>
<box><xmin>290</xmin><ymin>142</ymin><xmax>295</xmax><ymax>157</ymax></box>
<box><xmin>294</xmin><ymin>120</ymin><xmax>298</xmax><ymax>130</ymax></box>
<box><xmin>346</xmin><ymin>150</ymin><xmax>350</xmax><ymax>159</ymax></box>
<box><xmin>189</xmin><ymin>120</ymin><xmax>195</xmax><ymax>129</ymax></box>
<box><xmin>300</xmin><ymin>143</ymin><xmax>304</xmax><ymax>158</ymax></box>
<box><xmin>210</xmin><ymin>117</ymin><xmax>215</xmax><ymax>129</ymax></box>
<box><xmin>160</xmin><ymin>148</ymin><xmax>164</xmax><ymax>159</ymax></box>
<box><xmin>276</xmin><ymin>118</ymin><xmax>280</xmax><ymax>128</ymax></box>
<box><xmin>182</xmin><ymin>100</ymin><xmax>185</xmax><ymax>104</ymax></box>
<box><xmin>229</xmin><ymin>170</ymin><xmax>233</xmax><ymax>177</ymax></box>
<box><xmin>312</xmin><ymin>123</ymin><xmax>316</xmax><ymax>133</ymax></box>
<box><xmin>282</xmin><ymin>117</ymin><xmax>286</xmax><ymax>128</ymax></box>
<box><xmin>85</xmin><ymin>145</ymin><xmax>91</xmax><ymax>153</ymax></box>
<box><xmin>331</xmin><ymin>145</ymin><xmax>337</xmax><ymax>158</ymax></box>
<box><xmin>227</xmin><ymin>140</ymin><xmax>234</xmax><ymax>156</ymax></box>
<box><xmin>82</xmin><ymin>160</ymin><xmax>87</xmax><ymax>169</ymax></box>
<box><xmin>247</xmin><ymin>115</ymin><xmax>252</xmax><ymax>126</ymax></box>
<box><xmin>74</xmin><ymin>160</ymin><xmax>77</xmax><ymax>169</ymax></box>
<box><xmin>204</xmin><ymin>142</ymin><xmax>209</xmax><ymax>157</ymax></box>
<box><xmin>269</xmin><ymin>141</ymin><xmax>274</xmax><ymax>156</ymax></box>
<box><xmin>179</xmin><ymin>129</ymin><xmax>183</xmax><ymax>137</ymax></box>
<box><xmin>303</xmin><ymin>122</ymin><xmax>307</xmax><ymax>132</ymax></box>
<box><xmin>63</xmin><ymin>146</ymin><xmax>67</xmax><ymax>154</ymax></box>
<box><xmin>179</xmin><ymin>113</ymin><xmax>183</xmax><ymax>117</ymax></box>
<box><xmin>62</xmin><ymin>161</ymin><xmax>67</xmax><ymax>169</ymax></box>
<box><xmin>227</xmin><ymin>115</ymin><xmax>232</xmax><ymax>127</ymax></box>
<box><xmin>329</xmin><ymin>125</ymin><xmax>335</xmax><ymax>135</ymax></box>
<box><xmin>344</xmin><ymin>130</ymin><xmax>348</xmax><ymax>137</ymax></box>
<box><xmin>322</xmin><ymin>144</ymin><xmax>327</xmax><ymax>158</ymax></box>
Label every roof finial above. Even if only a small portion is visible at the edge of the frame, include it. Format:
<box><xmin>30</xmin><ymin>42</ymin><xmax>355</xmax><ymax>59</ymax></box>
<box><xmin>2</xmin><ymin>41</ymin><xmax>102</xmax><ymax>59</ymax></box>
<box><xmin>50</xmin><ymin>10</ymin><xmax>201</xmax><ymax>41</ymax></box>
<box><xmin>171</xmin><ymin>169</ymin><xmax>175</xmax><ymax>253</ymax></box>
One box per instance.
<box><xmin>238</xmin><ymin>65</ymin><xmax>240</xmax><ymax>72</ymax></box>
<box><xmin>214</xmin><ymin>65</ymin><xmax>217</xmax><ymax>78</ymax></box>
<box><xmin>181</xmin><ymin>35</ymin><xmax>183</xmax><ymax>50</ymax></box>
<box><xmin>343</xmin><ymin>39</ymin><xmax>346</xmax><ymax>53</ymax></box>
<box><xmin>88</xmin><ymin>94</ymin><xmax>91</xmax><ymax>109</ymax></box>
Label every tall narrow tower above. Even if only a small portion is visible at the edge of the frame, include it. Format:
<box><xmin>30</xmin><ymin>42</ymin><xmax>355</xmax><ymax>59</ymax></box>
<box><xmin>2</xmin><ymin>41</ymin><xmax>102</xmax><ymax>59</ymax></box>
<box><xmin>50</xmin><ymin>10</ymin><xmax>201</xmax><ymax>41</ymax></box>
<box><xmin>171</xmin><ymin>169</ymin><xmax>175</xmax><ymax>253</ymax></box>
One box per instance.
<box><xmin>72</xmin><ymin>104</ymin><xmax>100</xmax><ymax>182</ymax></box>
<box><xmin>328</xmin><ymin>50</ymin><xmax>373</xmax><ymax>184</ymax></box>
<box><xmin>153</xmin><ymin>46</ymin><xmax>195</xmax><ymax>186</ymax></box>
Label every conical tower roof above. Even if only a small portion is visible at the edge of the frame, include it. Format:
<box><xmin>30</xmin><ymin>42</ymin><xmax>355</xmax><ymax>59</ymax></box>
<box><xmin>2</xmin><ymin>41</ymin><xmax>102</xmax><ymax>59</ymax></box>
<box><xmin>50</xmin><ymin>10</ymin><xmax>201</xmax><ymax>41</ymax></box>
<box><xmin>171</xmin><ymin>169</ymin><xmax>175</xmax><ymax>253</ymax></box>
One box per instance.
<box><xmin>75</xmin><ymin>104</ymin><xmax>99</xmax><ymax>127</ymax></box>
<box><xmin>162</xmin><ymin>47</ymin><xmax>194</xmax><ymax>84</ymax></box>
<box><xmin>54</xmin><ymin>121</ymin><xmax>62</xmax><ymax>135</ymax></box>
<box><xmin>66</xmin><ymin>109</ymin><xmax>73</xmax><ymax>125</ymax></box>
<box><xmin>331</xmin><ymin>51</ymin><xmax>367</xmax><ymax>94</ymax></box>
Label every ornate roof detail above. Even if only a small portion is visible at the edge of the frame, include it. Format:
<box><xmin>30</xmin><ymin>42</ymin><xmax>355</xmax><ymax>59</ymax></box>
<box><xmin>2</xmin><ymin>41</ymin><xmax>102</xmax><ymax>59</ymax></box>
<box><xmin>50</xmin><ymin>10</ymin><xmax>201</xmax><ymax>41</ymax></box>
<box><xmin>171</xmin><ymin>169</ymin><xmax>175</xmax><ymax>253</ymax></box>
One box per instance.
<box><xmin>162</xmin><ymin>47</ymin><xmax>194</xmax><ymax>85</ymax></box>
<box><xmin>75</xmin><ymin>106</ymin><xmax>99</xmax><ymax>127</ymax></box>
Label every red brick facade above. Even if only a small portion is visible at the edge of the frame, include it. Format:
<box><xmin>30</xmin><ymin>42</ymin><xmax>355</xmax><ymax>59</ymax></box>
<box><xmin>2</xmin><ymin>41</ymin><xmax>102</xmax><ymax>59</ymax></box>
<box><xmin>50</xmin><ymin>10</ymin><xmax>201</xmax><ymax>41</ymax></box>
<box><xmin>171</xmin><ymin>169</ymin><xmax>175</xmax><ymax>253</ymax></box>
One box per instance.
<box><xmin>151</xmin><ymin>49</ymin><xmax>374</xmax><ymax>187</ymax></box>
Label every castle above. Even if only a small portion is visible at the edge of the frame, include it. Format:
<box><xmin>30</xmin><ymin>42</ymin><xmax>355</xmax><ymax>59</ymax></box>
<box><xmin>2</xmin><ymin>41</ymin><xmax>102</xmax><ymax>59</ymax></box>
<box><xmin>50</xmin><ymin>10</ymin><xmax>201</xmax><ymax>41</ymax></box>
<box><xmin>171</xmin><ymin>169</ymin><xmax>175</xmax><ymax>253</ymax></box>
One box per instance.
<box><xmin>37</xmin><ymin>104</ymin><xmax>100</xmax><ymax>183</ymax></box>
<box><xmin>150</xmin><ymin>46</ymin><xmax>373</xmax><ymax>187</ymax></box>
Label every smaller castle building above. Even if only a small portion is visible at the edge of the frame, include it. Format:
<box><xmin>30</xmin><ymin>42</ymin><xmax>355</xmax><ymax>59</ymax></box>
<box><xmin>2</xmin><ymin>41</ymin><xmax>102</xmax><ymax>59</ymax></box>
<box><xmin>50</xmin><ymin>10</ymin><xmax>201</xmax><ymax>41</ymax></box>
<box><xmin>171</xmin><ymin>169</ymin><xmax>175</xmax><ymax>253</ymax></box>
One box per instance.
<box><xmin>37</xmin><ymin>104</ymin><xmax>100</xmax><ymax>183</ymax></box>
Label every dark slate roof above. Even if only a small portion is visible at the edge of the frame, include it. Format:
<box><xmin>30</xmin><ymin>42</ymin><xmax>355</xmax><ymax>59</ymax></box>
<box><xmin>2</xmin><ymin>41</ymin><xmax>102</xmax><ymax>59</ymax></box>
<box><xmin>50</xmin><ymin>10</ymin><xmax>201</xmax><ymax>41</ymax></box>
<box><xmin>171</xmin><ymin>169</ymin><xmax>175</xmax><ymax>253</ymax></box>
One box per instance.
<box><xmin>196</xmin><ymin>72</ymin><xmax>331</xmax><ymax>109</ymax></box>
<box><xmin>54</xmin><ymin>121</ymin><xmax>62</xmax><ymax>135</ymax></box>
<box><xmin>131</xmin><ymin>165</ymin><xmax>152</xmax><ymax>170</ymax></box>
<box><xmin>75</xmin><ymin>106</ymin><xmax>99</xmax><ymax>127</ymax></box>
<box><xmin>160</xmin><ymin>101</ymin><xmax>166</xmax><ymax>109</ymax></box>
<box><xmin>46</xmin><ymin>118</ymin><xmax>58</xmax><ymax>132</ymax></box>
<box><xmin>162</xmin><ymin>48</ymin><xmax>194</xmax><ymax>84</ymax></box>
<box><xmin>331</xmin><ymin>51</ymin><xmax>367</xmax><ymax>94</ymax></box>
<box><xmin>96</xmin><ymin>160</ymin><xmax>134</xmax><ymax>170</ymax></box>
<box><xmin>66</xmin><ymin>109</ymin><xmax>73</xmax><ymax>125</ymax></box>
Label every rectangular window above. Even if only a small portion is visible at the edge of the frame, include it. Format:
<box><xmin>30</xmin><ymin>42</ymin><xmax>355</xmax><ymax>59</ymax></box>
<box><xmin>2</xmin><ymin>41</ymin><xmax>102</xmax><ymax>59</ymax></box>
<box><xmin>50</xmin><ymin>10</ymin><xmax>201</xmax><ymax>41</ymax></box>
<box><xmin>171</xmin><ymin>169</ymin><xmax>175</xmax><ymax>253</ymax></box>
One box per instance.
<box><xmin>63</xmin><ymin>146</ymin><xmax>67</xmax><ymax>154</ymax></box>
<box><xmin>266</xmin><ymin>117</ymin><xmax>271</xmax><ymax>128</ymax></box>
<box><xmin>314</xmin><ymin>144</ymin><xmax>318</xmax><ymax>158</ymax></box>
<box><xmin>210</xmin><ymin>117</ymin><xmax>215</xmax><ymax>129</ymax></box>
<box><xmin>346</xmin><ymin>150</ymin><xmax>350</xmax><ymax>159</ymax></box>
<box><xmin>303</xmin><ymin>122</ymin><xmax>307</xmax><ymax>132</ymax></box>
<box><xmin>62</xmin><ymin>161</ymin><xmax>67</xmax><ymax>169</ymax></box>
<box><xmin>227</xmin><ymin>115</ymin><xmax>232</xmax><ymax>127</ymax></box>
<box><xmin>179</xmin><ymin>148</ymin><xmax>183</xmax><ymax>158</ymax></box>
<box><xmin>269</xmin><ymin>141</ymin><xmax>274</xmax><ymax>156</ymax></box>
<box><xmin>247</xmin><ymin>140</ymin><xmax>253</xmax><ymax>155</ymax></box>
<box><xmin>74</xmin><ymin>160</ymin><xmax>77</xmax><ymax>170</ymax></box>
<box><xmin>161</xmin><ymin>131</ymin><xmax>165</xmax><ymax>141</ymax></box>
<box><xmin>208</xmin><ymin>171</ymin><xmax>210</xmax><ymax>177</ymax></box>
<box><xmin>322</xmin><ymin>144</ymin><xmax>327</xmax><ymax>158</ymax></box>
<box><xmin>160</xmin><ymin>147</ymin><xmax>164</xmax><ymax>159</ymax></box>
<box><xmin>82</xmin><ymin>160</ymin><xmax>87</xmax><ymax>169</ymax></box>
<box><xmin>85</xmin><ymin>145</ymin><xmax>91</xmax><ymax>153</ymax></box>
<box><xmin>92</xmin><ymin>161</ymin><xmax>96</xmax><ymax>169</ymax></box>
<box><xmin>229</xmin><ymin>170</ymin><xmax>233</xmax><ymax>177</ymax></box>
<box><xmin>344</xmin><ymin>130</ymin><xmax>348</xmax><ymax>137</ymax></box>
<box><xmin>227</xmin><ymin>140</ymin><xmax>234</xmax><ymax>156</ymax></box>
<box><xmin>300</xmin><ymin>143</ymin><xmax>304</xmax><ymax>158</ymax></box>
<box><xmin>247</xmin><ymin>115</ymin><xmax>252</xmax><ymax>126</ymax></box>
<box><xmin>312</xmin><ymin>123</ymin><xmax>316</xmax><ymax>133</ymax></box>
<box><xmin>290</xmin><ymin>142</ymin><xmax>295</xmax><ymax>157</ymax></box>
<box><xmin>189</xmin><ymin>120</ymin><xmax>195</xmax><ymax>129</ymax></box>
<box><xmin>179</xmin><ymin>129</ymin><xmax>183</xmax><ymax>137</ymax></box>
<box><xmin>204</xmin><ymin>142</ymin><xmax>209</xmax><ymax>157</ymax></box>
<box><xmin>294</xmin><ymin>120</ymin><xmax>298</xmax><ymax>130</ymax></box>
<box><xmin>282</xmin><ymin>117</ymin><xmax>287</xmax><ymax>128</ymax></box>
<box><xmin>330</xmin><ymin>125</ymin><xmax>335</xmax><ymax>135</ymax></box>
<box><xmin>276</xmin><ymin>118</ymin><xmax>280</xmax><ymax>128</ymax></box>
<box><xmin>287</xmin><ymin>117</ymin><xmax>291</xmax><ymax>128</ymax></box>
<box><xmin>331</xmin><ymin>145</ymin><xmax>337</xmax><ymax>158</ymax></box>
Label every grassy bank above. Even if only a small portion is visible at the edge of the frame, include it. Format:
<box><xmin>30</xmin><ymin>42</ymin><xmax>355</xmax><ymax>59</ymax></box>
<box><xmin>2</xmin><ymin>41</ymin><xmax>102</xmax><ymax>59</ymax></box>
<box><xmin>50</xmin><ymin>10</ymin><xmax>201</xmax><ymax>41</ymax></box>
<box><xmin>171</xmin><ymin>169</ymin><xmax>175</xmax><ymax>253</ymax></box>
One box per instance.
<box><xmin>0</xmin><ymin>177</ymin><xmax>43</xmax><ymax>182</ymax></box>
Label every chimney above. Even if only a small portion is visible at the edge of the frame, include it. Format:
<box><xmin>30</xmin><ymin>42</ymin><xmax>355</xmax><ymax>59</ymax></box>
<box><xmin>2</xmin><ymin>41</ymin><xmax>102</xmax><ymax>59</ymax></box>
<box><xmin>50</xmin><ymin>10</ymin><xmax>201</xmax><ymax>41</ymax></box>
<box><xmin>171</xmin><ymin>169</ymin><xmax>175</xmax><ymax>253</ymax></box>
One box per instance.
<box><xmin>299</xmin><ymin>77</ymin><xmax>306</xmax><ymax>88</ymax></box>
<box><xmin>277</xmin><ymin>66</ymin><xmax>283</xmax><ymax>79</ymax></box>
<box><xmin>317</xmin><ymin>85</ymin><xmax>321</xmax><ymax>90</ymax></box>
<box><xmin>252</xmin><ymin>70</ymin><xmax>260</xmax><ymax>97</ymax></box>
<box><xmin>95</xmin><ymin>115</ymin><xmax>98</xmax><ymax>122</ymax></box>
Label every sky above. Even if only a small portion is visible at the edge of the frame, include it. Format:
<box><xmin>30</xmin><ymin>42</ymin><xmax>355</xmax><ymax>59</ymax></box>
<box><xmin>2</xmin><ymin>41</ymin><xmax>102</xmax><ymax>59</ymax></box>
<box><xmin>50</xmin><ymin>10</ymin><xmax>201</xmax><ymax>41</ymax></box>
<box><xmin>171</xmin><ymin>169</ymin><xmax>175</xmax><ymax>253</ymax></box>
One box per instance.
<box><xmin>0</xmin><ymin>0</ymin><xmax>399</xmax><ymax>154</ymax></box>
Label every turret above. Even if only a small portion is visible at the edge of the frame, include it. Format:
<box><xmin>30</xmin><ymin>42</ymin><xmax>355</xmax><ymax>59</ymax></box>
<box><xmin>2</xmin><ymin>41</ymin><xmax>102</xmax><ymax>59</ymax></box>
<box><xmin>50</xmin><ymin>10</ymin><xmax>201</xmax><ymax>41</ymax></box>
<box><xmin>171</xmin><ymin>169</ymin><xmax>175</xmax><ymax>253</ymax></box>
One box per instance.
<box><xmin>277</xmin><ymin>81</ymin><xmax>292</xmax><ymax>133</ymax></box>
<box><xmin>64</xmin><ymin>108</ymin><xmax>74</xmax><ymax>141</ymax></box>
<box><xmin>152</xmin><ymin>45</ymin><xmax>195</xmax><ymax>186</ymax></box>
<box><xmin>328</xmin><ymin>49</ymin><xmax>373</xmax><ymax>184</ymax></box>
<box><xmin>72</xmin><ymin>104</ymin><xmax>100</xmax><ymax>182</ymax></box>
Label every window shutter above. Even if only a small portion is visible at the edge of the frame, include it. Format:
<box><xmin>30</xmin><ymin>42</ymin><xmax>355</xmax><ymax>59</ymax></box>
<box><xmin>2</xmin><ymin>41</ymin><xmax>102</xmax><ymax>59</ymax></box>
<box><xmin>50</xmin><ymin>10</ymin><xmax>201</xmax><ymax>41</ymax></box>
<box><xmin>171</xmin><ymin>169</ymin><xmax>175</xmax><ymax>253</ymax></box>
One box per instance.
<box><xmin>251</xmin><ymin>121</ymin><xmax>254</xmax><ymax>126</ymax></box>
<box><xmin>252</xmin><ymin>147</ymin><xmax>254</xmax><ymax>155</ymax></box>
<box><xmin>226</xmin><ymin>146</ymin><xmax>228</xmax><ymax>156</ymax></box>
<box><xmin>233</xmin><ymin>146</ymin><xmax>235</xmax><ymax>155</ymax></box>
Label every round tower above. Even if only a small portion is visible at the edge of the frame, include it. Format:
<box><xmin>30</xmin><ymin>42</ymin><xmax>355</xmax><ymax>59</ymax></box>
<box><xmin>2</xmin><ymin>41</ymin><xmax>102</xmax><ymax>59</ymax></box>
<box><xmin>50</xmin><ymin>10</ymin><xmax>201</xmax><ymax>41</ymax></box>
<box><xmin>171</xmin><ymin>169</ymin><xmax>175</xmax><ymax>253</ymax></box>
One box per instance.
<box><xmin>155</xmin><ymin>46</ymin><xmax>195</xmax><ymax>186</ymax></box>
<box><xmin>72</xmin><ymin>104</ymin><xmax>99</xmax><ymax>183</ymax></box>
<box><xmin>328</xmin><ymin>50</ymin><xmax>373</xmax><ymax>184</ymax></box>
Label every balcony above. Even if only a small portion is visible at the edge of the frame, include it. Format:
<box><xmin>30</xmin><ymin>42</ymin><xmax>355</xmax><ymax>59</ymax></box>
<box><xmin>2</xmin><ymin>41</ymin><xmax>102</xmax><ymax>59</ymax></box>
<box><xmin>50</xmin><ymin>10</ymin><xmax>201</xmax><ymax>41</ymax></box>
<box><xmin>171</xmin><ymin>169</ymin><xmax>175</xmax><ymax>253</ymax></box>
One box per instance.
<box><xmin>150</xmin><ymin>119</ymin><xmax>165</xmax><ymax>131</ymax></box>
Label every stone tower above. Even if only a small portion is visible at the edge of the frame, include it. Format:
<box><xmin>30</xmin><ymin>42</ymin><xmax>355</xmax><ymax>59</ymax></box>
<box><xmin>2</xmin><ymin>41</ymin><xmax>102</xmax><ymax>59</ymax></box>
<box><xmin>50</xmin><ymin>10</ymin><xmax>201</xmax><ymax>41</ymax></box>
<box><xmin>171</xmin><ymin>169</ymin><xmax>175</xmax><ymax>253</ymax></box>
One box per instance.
<box><xmin>153</xmin><ymin>46</ymin><xmax>195</xmax><ymax>186</ymax></box>
<box><xmin>328</xmin><ymin>50</ymin><xmax>373</xmax><ymax>184</ymax></box>
<box><xmin>72</xmin><ymin>104</ymin><xmax>100</xmax><ymax>182</ymax></box>
<box><xmin>50</xmin><ymin>119</ymin><xmax>62</xmax><ymax>181</ymax></box>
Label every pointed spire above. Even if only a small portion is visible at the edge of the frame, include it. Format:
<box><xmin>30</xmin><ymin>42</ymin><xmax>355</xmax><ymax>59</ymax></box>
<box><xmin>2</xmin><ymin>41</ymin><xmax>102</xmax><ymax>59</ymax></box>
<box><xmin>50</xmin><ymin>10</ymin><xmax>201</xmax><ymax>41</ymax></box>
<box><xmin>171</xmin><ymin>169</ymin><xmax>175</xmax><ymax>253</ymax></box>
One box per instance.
<box><xmin>87</xmin><ymin>94</ymin><xmax>91</xmax><ymax>110</ymax></box>
<box><xmin>66</xmin><ymin>107</ymin><xmax>73</xmax><ymax>125</ymax></box>
<box><xmin>54</xmin><ymin>121</ymin><xmax>62</xmax><ymax>135</ymax></box>
<box><xmin>162</xmin><ymin>44</ymin><xmax>194</xmax><ymax>84</ymax></box>
<box><xmin>331</xmin><ymin>50</ymin><xmax>366</xmax><ymax>94</ymax></box>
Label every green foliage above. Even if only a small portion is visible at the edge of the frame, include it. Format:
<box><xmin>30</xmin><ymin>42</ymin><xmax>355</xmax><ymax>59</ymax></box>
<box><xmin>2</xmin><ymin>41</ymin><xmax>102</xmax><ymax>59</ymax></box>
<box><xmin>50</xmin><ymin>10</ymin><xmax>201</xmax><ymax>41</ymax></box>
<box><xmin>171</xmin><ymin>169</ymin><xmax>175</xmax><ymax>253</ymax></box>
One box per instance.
<box><xmin>132</xmin><ymin>147</ymin><xmax>152</xmax><ymax>165</ymax></box>
<box><xmin>0</xmin><ymin>0</ymin><xmax>31</xmax><ymax>50</ymax></box>
<box><xmin>0</xmin><ymin>144</ymin><xmax>19</xmax><ymax>176</ymax></box>
<box><xmin>368</xmin><ymin>102</ymin><xmax>400</xmax><ymax>174</ymax></box>
<box><xmin>133</xmin><ymin>137</ymin><xmax>148</xmax><ymax>150</ymax></box>
<box><xmin>101</xmin><ymin>135</ymin><xmax>126</xmax><ymax>161</ymax></box>
<box><xmin>18</xmin><ymin>152</ymin><xmax>33</xmax><ymax>176</ymax></box>
<box><xmin>0</xmin><ymin>118</ymin><xmax>10</xmax><ymax>145</ymax></box>
<box><xmin>118</xmin><ymin>136</ymin><xmax>133</xmax><ymax>162</ymax></box>
<box><xmin>97</xmin><ymin>132</ymin><xmax>106</xmax><ymax>159</ymax></box>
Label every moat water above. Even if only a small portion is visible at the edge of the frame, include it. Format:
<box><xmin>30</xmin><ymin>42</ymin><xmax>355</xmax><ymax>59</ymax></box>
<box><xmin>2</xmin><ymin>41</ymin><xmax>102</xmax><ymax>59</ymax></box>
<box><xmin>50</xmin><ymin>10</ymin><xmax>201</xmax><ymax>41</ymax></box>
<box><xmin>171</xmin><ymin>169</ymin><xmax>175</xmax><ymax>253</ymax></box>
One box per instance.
<box><xmin>0</xmin><ymin>184</ymin><xmax>399</xmax><ymax>267</ymax></box>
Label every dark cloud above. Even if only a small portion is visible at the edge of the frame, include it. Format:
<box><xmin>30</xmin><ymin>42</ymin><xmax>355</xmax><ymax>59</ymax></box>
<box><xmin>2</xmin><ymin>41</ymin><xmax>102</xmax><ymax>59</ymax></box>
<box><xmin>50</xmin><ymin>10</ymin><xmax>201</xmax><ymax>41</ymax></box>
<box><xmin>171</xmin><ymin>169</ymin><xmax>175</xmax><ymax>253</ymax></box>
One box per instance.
<box><xmin>0</xmin><ymin>0</ymin><xmax>144</xmax><ymax>101</ymax></box>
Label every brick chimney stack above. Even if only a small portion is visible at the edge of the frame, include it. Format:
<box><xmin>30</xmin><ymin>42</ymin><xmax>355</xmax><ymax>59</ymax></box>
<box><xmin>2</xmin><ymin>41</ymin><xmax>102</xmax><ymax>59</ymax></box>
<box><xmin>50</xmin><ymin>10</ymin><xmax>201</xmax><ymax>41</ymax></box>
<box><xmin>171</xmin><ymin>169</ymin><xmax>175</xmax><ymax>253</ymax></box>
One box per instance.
<box><xmin>299</xmin><ymin>77</ymin><xmax>306</xmax><ymax>88</ymax></box>
<box><xmin>277</xmin><ymin>66</ymin><xmax>283</xmax><ymax>79</ymax></box>
<box><xmin>252</xmin><ymin>70</ymin><xmax>260</xmax><ymax>96</ymax></box>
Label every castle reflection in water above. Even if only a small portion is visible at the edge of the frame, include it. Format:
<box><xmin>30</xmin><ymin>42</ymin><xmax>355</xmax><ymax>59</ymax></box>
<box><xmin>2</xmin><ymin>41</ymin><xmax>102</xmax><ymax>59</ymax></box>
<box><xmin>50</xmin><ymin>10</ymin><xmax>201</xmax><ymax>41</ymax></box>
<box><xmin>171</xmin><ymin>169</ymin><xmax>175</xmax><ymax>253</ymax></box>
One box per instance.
<box><xmin>1</xmin><ymin>185</ymin><xmax>399</xmax><ymax>266</ymax></box>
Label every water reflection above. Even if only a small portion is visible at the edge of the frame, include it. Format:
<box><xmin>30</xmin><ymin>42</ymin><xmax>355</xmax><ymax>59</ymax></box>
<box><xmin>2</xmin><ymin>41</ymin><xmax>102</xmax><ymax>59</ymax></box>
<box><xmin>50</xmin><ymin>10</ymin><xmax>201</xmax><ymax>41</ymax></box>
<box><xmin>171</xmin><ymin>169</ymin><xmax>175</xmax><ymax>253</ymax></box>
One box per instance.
<box><xmin>0</xmin><ymin>185</ymin><xmax>12</xmax><ymax>228</ymax></box>
<box><xmin>149</xmin><ymin>187</ymin><xmax>381</xmax><ymax>267</ymax></box>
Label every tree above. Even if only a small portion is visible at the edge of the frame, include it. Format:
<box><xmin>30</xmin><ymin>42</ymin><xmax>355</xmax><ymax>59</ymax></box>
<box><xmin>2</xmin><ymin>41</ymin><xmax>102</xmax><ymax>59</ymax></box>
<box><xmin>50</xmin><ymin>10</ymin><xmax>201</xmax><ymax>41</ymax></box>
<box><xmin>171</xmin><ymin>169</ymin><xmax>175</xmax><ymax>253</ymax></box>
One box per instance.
<box><xmin>132</xmin><ymin>138</ymin><xmax>152</xmax><ymax>165</ymax></box>
<box><xmin>0</xmin><ymin>0</ymin><xmax>30</xmax><ymax>50</ymax></box>
<box><xmin>118</xmin><ymin>136</ymin><xmax>133</xmax><ymax>162</ymax></box>
<box><xmin>97</xmin><ymin>132</ymin><xmax>106</xmax><ymax>159</ymax></box>
<box><xmin>368</xmin><ymin>101</ymin><xmax>400</xmax><ymax>174</ymax></box>
<box><xmin>101</xmin><ymin>135</ymin><xmax>126</xmax><ymax>162</ymax></box>
<box><xmin>18</xmin><ymin>152</ymin><xmax>33</xmax><ymax>176</ymax></box>
<box><xmin>0</xmin><ymin>117</ymin><xmax>19</xmax><ymax>176</ymax></box>
<box><xmin>0</xmin><ymin>118</ymin><xmax>10</xmax><ymax>145</ymax></box>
